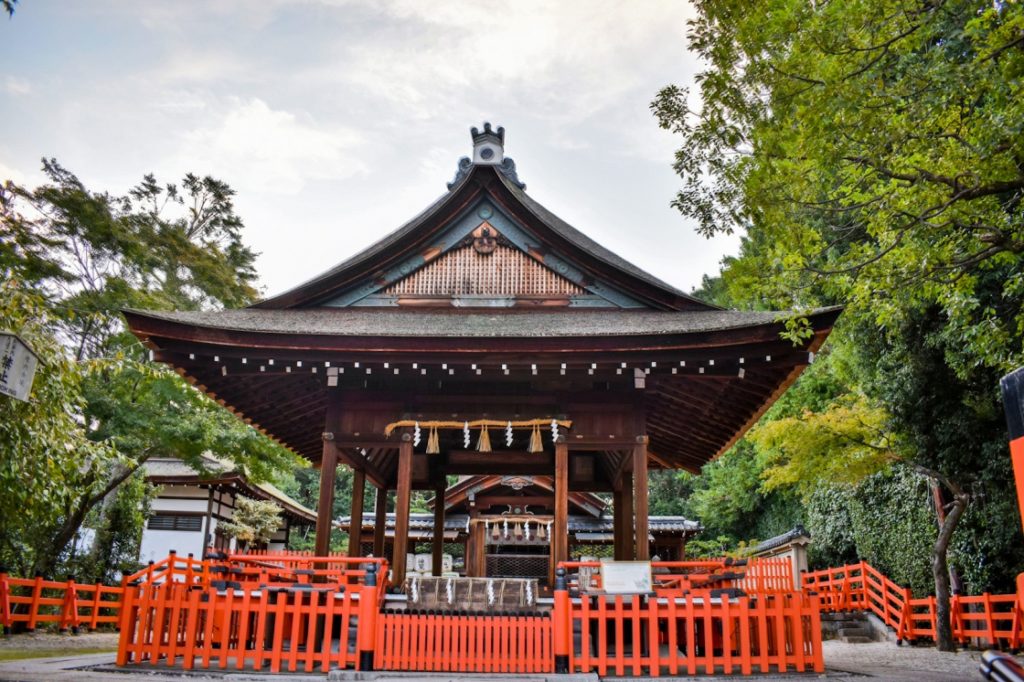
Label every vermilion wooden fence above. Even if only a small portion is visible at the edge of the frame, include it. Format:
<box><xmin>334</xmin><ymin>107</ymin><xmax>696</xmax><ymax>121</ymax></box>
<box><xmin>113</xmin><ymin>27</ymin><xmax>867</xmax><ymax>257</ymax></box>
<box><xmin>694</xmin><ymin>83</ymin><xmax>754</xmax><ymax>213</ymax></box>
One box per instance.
<box><xmin>116</xmin><ymin>560</ymin><xmax>387</xmax><ymax>673</ymax></box>
<box><xmin>10</xmin><ymin>552</ymin><xmax>1019</xmax><ymax>674</ymax></box>
<box><xmin>375</xmin><ymin>610</ymin><xmax>553</xmax><ymax>672</ymax></box>
<box><xmin>554</xmin><ymin>564</ymin><xmax>823</xmax><ymax>676</ymax></box>
<box><xmin>0</xmin><ymin>572</ymin><xmax>125</xmax><ymax>632</ymax></box>
<box><xmin>802</xmin><ymin>560</ymin><xmax>1024</xmax><ymax>649</ymax></box>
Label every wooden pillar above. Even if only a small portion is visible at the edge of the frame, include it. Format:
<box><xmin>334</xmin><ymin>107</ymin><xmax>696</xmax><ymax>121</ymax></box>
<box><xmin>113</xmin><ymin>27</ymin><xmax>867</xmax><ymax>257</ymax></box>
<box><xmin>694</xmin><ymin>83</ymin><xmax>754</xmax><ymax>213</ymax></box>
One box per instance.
<box><xmin>466</xmin><ymin>510</ymin><xmax>484</xmax><ymax>577</ymax></box>
<box><xmin>373</xmin><ymin>487</ymin><xmax>388</xmax><ymax>558</ymax></box>
<box><xmin>633</xmin><ymin>436</ymin><xmax>650</xmax><ymax>561</ymax></box>
<box><xmin>431</xmin><ymin>482</ymin><xmax>446</xmax><ymax>576</ymax></box>
<box><xmin>348</xmin><ymin>468</ymin><xmax>366</xmax><ymax>558</ymax></box>
<box><xmin>315</xmin><ymin>436</ymin><xmax>339</xmax><ymax>557</ymax></box>
<box><xmin>618</xmin><ymin>472</ymin><xmax>633</xmax><ymax>560</ymax></box>
<box><xmin>392</xmin><ymin>436</ymin><xmax>413</xmax><ymax>589</ymax></box>
<box><xmin>612</xmin><ymin>486</ymin><xmax>625</xmax><ymax>561</ymax></box>
<box><xmin>551</xmin><ymin>438</ymin><xmax>569</xmax><ymax>585</ymax></box>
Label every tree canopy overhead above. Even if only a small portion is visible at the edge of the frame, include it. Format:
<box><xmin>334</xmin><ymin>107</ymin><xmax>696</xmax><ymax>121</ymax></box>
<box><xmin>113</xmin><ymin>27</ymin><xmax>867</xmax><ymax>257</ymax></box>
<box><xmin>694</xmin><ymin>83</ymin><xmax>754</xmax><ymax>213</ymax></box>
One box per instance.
<box><xmin>653</xmin><ymin>0</ymin><xmax>1024</xmax><ymax>372</ymax></box>
<box><xmin>653</xmin><ymin>0</ymin><xmax>1024</xmax><ymax>651</ymax></box>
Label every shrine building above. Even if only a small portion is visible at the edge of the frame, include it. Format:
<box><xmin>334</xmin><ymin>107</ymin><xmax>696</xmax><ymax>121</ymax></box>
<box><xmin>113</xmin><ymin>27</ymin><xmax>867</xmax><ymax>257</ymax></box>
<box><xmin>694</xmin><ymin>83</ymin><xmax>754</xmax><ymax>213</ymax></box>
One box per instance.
<box><xmin>124</xmin><ymin>123</ymin><xmax>839</xmax><ymax>590</ymax></box>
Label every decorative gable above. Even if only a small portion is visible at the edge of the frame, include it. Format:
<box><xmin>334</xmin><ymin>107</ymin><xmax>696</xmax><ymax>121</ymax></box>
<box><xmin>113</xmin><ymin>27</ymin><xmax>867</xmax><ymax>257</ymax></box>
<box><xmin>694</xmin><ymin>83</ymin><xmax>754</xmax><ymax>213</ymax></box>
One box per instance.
<box><xmin>330</xmin><ymin>210</ymin><xmax>640</xmax><ymax>308</ymax></box>
<box><xmin>381</xmin><ymin>222</ymin><xmax>589</xmax><ymax>306</ymax></box>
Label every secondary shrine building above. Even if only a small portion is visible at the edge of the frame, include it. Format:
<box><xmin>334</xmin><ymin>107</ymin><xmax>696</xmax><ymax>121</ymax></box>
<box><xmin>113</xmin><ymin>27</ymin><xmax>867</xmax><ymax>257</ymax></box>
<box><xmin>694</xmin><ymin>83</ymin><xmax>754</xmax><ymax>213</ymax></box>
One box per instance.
<box><xmin>125</xmin><ymin>123</ymin><xmax>838</xmax><ymax>589</ymax></box>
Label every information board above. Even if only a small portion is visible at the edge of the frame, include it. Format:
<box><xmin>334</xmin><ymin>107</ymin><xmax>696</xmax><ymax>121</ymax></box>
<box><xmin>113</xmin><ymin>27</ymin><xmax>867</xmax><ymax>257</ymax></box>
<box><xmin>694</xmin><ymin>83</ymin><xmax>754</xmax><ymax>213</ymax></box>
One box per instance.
<box><xmin>599</xmin><ymin>559</ymin><xmax>653</xmax><ymax>594</ymax></box>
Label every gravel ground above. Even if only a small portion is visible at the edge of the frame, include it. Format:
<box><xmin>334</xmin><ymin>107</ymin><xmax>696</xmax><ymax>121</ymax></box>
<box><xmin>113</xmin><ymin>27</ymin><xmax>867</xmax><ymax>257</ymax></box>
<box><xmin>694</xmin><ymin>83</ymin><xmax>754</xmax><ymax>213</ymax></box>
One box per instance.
<box><xmin>822</xmin><ymin>639</ymin><xmax>987</xmax><ymax>681</ymax></box>
<box><xmin>0</xmin><ymin>630</ymin><xmax>119</xmax><ymax>652</ymax></box>
<box><xmin>0</xmin><ymin>632</ymin><xmax>1015</xmax><ymax>681</ymax></box>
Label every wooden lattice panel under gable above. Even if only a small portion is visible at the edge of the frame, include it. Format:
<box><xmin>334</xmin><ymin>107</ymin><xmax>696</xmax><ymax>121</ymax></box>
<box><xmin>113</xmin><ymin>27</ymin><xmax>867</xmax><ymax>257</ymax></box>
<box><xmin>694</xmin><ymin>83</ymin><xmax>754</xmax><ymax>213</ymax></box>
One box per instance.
<box><xmin>384</xmin><ymin>243</ymin><xmax>586</xmax><ymax>298</ymax></box>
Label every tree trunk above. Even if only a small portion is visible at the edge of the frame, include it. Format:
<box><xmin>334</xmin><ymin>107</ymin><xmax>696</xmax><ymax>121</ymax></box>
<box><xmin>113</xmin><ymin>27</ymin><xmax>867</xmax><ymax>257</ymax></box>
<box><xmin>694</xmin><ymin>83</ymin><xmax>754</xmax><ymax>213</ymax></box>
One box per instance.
<box><xmin>931</xmin><ymin>491</ymin><xmax>969</xmax><ymax>652</ymax></box>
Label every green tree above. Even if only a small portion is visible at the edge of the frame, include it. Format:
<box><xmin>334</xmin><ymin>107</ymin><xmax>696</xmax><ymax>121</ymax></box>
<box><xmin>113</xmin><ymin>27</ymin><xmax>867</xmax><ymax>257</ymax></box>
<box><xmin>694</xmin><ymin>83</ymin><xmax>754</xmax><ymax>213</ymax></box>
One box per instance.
<box><xmin>0</xmin><ymin>162</ymin><xmax>301</xmax><ymax>578</ymax></box>
<box><xmin>0</xmin><ymin>282</ymin><xmax>113</xmax><ymax>576</ymax></box>
<box><xmin>218</xmin><ymin>497</ymin><xmax>283</xmax><ymax>551</ymax></box>
<box><xmin>653</xmin><ymin>0</ymin><xmax>1024</xmax><ymax>371</ymax></box>
<box><xmin>75</xmin><ymin>471</ymin><xmax>155</xmax><ymax>584</ymax></box>
<box><xmin>653</xmin><ymin>0</ymin><xmax>1024</xmax><ymax>649</ymax></box>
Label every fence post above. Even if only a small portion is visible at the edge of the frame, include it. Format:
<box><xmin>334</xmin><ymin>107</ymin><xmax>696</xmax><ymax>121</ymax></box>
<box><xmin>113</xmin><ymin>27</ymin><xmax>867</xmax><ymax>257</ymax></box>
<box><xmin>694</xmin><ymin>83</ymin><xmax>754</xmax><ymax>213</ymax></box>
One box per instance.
<box><xmin>0</xmin><ymin>568</ymin><xmax>9</xmax><ymax>631</ymax></box>
<box><xmin>116</xmin><ymin>578</ymin><xmax>136</xmax><ymax>666</ymax></box>
<box><xmin>553</xmin><ymin>567</ymin><xmax>570</xmax><ymax>674</ymax></box>
<box><xmin>61</xmin><ymin>575</ymin><xmax>80</xmax><ymax>633</ymax></box>
<box><xmin>895</xmin><ymin>586</ymin><xmax>911</xmax><ymax>644</ymax></box>
<box><xmin>27</xmin><ymin>573</ymin><xmax>44</xmax><ymax>631</ymax></box>
<box><xmin>357</xmin><ymin>563</ymin><xmax>379</xmax><ymax>671</ymax></box>
<box><xmin>90</xmin><ymin>582</ymin><xmax>103</xmax><ymax>631</ymax></box>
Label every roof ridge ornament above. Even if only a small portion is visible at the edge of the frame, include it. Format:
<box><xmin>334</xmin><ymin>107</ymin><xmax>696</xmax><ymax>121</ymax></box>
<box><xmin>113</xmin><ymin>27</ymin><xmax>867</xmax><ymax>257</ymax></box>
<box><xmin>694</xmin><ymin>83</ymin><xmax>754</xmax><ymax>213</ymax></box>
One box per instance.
<box><xmin>448</xmin><ymin>122</ymin><xmax>526</xmax><ymax>190</ymax></box>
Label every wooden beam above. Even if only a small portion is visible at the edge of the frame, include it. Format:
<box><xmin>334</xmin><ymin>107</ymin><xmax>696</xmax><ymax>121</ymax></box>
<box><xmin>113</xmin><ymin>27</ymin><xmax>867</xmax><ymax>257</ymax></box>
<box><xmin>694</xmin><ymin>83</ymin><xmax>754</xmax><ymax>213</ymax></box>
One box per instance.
<box><xmin>392</xmin><ymin>435</ymin><xmax>413</xmax><ymax>588</ymax></box>
<box><xmin>373</xmin><ymin>487</ymin><xmax>388</xmax><ymax>559</ymax></box>
<box><xmin>633</xmin><ymin>436</ymin><xmax>649</xmax><ymax>561</ymax></box>
<box><xmin>443</xmin><ymin>451</ymin><xmax>555</xmax><ymax>476</ymax></box>
<box><xmin>315</xmin><ymin>436</ymin><xmax>339</xmax><ymax>557</ymax></box>
<box><xmin>551</xmin><ymin>438</ymin><xmax>569</xmax><ymax>585</ymax></box>
<box><xmin>432</xmin><ymin>482</ymin><xmax>446</xmax><ymax>576</ymax></box>
<box><xmin>332</xmin><ymin>448</ymin><xmax>388</xmax><ymax>490</ymax></box>
<box><xmin>348</xmin><ymin>468</ymin><xmax>366</xmax><ymax>558</ymax></box>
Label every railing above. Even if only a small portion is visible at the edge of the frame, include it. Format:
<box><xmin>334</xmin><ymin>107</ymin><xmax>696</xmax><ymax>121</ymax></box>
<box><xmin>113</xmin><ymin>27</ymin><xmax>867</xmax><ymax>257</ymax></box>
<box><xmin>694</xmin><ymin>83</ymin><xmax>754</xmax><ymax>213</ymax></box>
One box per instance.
<box><xmin>124</xmin><ymin>551</ymin><xmax>209</xmax><ymax>587</ymax></box>
<box><xmin>375</xmin><ymin>609</ymin><xmax>553</xmax><ymax>673</ymax></box>
<box><xmin>0</xmin><ymin>572</ymin><xmax>125</xmax><ymax>632</ymax></box>
<box><xmin>555</xmin><ymin>563</ymin><xmax>823</xmax><ymax>676</ymax></box>
<box><xmin>802</xmin><ymin>561</ymin><xmax>1024</xmax><ymax>649</ymax></box>
<box><xmin>116</xmin><ymin>562</ymin><xmax>385</xmax><ymax>673</ymax></box>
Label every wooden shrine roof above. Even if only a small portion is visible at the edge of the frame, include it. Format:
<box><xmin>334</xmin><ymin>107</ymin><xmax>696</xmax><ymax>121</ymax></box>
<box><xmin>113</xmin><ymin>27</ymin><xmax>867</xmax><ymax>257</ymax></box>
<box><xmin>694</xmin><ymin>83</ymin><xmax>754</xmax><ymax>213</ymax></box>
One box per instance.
<box><xmin>124</xmin><ymin>306</ymin><xmax>838</xmax><ymax>340</ymax></box>
<box><xmin>252</xmin><ymin>164</ymin><xmax>711</xmax><ymax>311</ymax></box>
<box><xmin>124</xmin><ymin>127</ymin><xmax>840</xmax><ymax>476</ymax></box>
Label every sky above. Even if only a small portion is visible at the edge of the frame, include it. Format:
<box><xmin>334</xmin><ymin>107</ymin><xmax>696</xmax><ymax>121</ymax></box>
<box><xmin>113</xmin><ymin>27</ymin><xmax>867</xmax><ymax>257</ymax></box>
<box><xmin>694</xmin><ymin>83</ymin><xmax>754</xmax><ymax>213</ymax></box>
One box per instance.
<box><xmin>0</xmin><ymin>0</ymin><xmax>738</xmax><ymax>300</ymax></box>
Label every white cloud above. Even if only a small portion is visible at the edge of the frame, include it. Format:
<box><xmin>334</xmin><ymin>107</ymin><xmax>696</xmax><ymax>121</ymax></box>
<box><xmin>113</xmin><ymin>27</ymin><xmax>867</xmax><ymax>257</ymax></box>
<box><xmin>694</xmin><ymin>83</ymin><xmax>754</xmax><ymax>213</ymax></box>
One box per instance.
<box><xmin>170</xmin><ymin>98</ymin><xmax>368</xmax><ymax>195</ymax></box>
<box><xmin>4</xmin><ymin>76</ymin><xmax>31</xmax><ymax>95</ymax></box>
<box><xmin>0</xmin><ymin>159</ymin><xmax>29</xmax><ymax>185</ymax></box>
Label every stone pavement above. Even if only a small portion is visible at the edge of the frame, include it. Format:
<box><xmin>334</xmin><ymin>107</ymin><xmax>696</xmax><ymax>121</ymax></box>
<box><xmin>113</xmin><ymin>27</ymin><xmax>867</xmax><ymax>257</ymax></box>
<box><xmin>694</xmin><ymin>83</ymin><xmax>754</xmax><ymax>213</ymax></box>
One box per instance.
<box><xmin>0</xmin><ymin>640</ymin><xmax>1010</xmax><ymax>681</ymax></box>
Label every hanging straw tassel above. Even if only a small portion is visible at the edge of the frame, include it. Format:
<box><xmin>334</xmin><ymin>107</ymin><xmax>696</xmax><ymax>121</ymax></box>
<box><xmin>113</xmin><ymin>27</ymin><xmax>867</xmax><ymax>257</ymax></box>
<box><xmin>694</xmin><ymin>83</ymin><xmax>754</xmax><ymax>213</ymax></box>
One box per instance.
<box><xmin>528</xmin><ymin>424</ymin><xmax>543</xmax><ymax>453</ymax></box>
<box><xmin>426</xmin><ymin>426</ymin><xmax>440</xmax><ymax>454</ymax></box>
<box><xmin>476</xmin><ymin>425</ymin><xmax>492</xmax><ymax>452</ymax></box>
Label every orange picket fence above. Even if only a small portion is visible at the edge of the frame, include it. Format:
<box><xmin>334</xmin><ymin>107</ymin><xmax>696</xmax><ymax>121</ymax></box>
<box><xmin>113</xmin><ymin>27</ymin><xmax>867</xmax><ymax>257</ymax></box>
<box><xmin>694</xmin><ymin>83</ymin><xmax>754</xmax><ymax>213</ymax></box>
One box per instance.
<box><xmin>375</xmin><ymin>610</ymin><xmax>553</xmax><ymax>673</ymax></box>
<box><xmin>802</xmin><ymin>560</ymin><xmax>1024</xmax><ymax>649</ymax></box>
<box><xmin>0</xmin><ymin>572</ymin><xmax>125</xmax><ymax>632</ymax></box>
<box><xmin>555</xmin><ymin>563</ymin><xmax>823</xmax><ymax>676</ymax></box>
<box><xmin>117</xmin><ymin>560</ymin><xmax>387</xmax><ymax>673</ymax></box>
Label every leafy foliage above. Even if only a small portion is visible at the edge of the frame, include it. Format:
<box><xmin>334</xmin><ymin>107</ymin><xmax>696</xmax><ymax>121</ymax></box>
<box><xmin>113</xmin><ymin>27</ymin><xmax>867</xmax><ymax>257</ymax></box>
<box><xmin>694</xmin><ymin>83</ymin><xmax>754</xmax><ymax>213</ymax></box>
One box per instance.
<box><xmin>0</xmin><ymin>283</ymin><xmax>113</xmax><ymax>576</ymax></box>
<box><xmin>76</xmin><ymin>471</ymin><xmax>155</xmax><ymax>584</ymax></box>
<box><xmin>218</xmin><ymin>497</ymin><xmax>283</xmax><ymax>550</ymax></box>
<box><xmin>652</xmin><ymin>2</ymin><xmax>1024</xmax><ymax>646</ymax></box>
<box><xmin>653</xmin><ymin>0</ymin><xmax>1024</xmax><ymax>371</ymax></box>
<box><xmin>0</xmin><ymin>162</ymin><xmax>301</xmax><ymax>577</ymax></box>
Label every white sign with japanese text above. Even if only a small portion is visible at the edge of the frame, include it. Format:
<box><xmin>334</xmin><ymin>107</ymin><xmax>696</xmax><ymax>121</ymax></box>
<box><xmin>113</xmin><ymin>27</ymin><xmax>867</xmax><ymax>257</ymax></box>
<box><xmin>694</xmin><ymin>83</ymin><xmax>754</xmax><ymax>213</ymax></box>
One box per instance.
<box><xmin>0</xmin><ymin>332</ymin><xmax>39</xmax><ymax>402</ymax></box>
<box><xmin>599</xmin><ymin>559</ymin><xmax>653</xmax><ymax>594</ymax></box>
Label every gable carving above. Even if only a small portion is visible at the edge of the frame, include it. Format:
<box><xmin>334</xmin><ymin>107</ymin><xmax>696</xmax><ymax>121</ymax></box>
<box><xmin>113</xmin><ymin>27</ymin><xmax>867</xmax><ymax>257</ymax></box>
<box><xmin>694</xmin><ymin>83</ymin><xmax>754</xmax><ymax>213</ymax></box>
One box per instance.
<box><xmin>383</xmin><ymin>243</ymin><xmax>586</xmax><ymax>299</ymax></box>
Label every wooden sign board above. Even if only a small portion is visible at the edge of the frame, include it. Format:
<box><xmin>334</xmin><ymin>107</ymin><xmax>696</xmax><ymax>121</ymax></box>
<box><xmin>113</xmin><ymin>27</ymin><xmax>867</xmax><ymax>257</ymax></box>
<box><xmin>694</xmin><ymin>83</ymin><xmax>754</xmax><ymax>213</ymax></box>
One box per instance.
<box><xmin>599</xmin><ymin>559</ymin><xmax>653</xmax><ymax>594</ymax></box>
<box><xmin>0</xmin><ymin>332</ymin><xmax>39</xmax><ymax>402</ymax></box>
